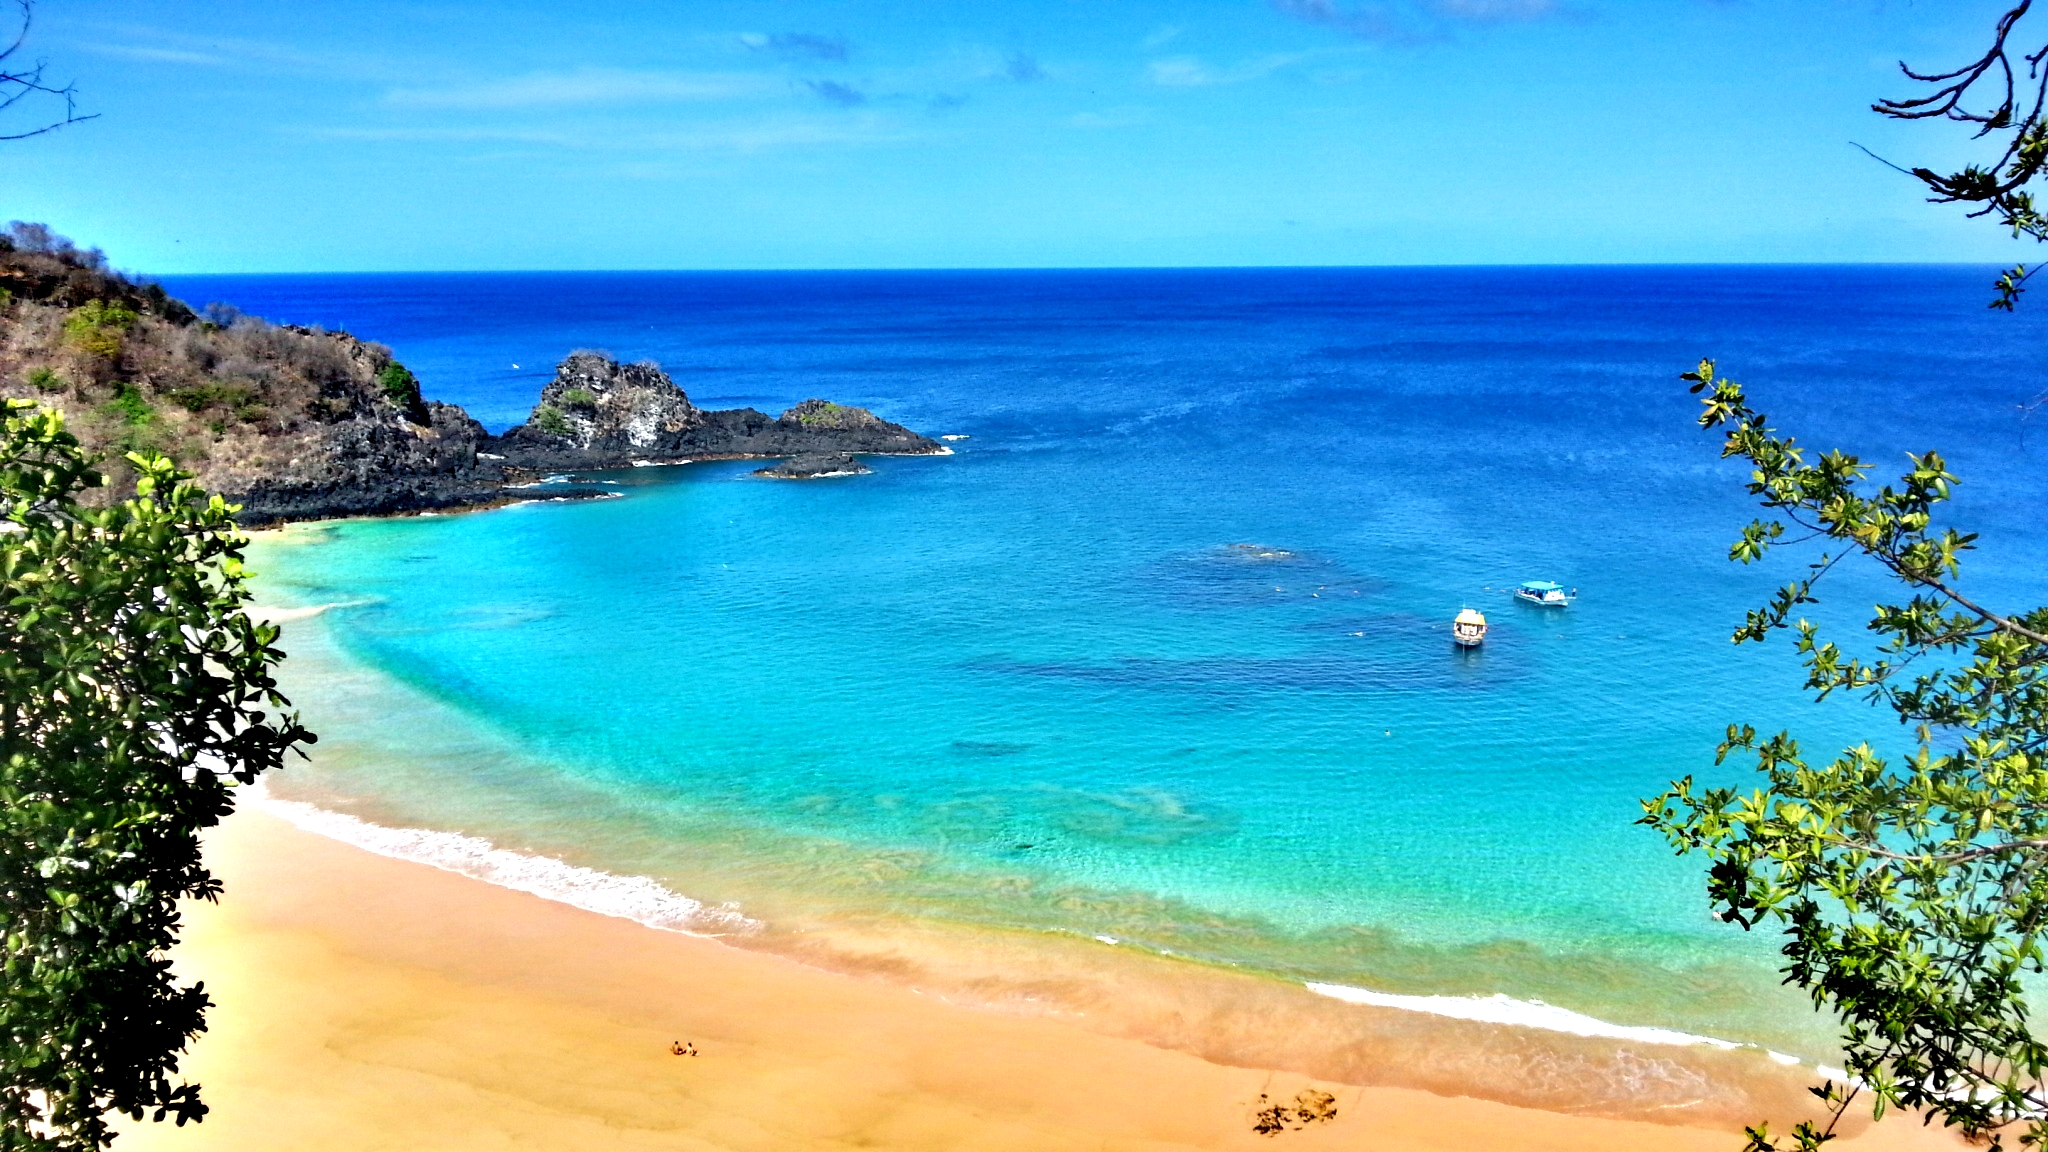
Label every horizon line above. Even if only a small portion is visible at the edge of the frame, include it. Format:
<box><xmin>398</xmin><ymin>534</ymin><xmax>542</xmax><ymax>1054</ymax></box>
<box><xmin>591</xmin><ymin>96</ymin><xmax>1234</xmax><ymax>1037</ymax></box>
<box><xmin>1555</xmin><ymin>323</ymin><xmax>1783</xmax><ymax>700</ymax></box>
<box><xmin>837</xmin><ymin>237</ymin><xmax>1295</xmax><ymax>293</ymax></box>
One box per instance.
<box><xmin>152</xmin><ymin>259</ymin><xmax>2017</xmax><ymax>278</ymax></box>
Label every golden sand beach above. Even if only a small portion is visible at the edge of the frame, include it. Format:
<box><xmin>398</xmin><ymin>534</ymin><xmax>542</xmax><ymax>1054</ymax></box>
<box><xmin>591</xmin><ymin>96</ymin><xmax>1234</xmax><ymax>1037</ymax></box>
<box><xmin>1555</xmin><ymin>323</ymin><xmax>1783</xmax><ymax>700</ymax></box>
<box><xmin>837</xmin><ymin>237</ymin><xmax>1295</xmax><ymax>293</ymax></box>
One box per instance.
<box><xmin>112</xmin><ymin>808</ymin><xmax>1968</xmax><ymax>1152</ymax></box>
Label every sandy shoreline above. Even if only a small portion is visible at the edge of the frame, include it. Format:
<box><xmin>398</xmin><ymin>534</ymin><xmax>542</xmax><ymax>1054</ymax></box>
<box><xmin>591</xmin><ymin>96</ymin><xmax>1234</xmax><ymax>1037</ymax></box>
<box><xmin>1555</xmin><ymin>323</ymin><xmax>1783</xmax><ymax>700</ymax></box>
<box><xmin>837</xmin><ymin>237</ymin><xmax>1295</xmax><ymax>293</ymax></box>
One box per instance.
<box><xmin>111</xmin><ymin>807</ymin><xmax>1966</xmax><ymax>1152</ymax></box>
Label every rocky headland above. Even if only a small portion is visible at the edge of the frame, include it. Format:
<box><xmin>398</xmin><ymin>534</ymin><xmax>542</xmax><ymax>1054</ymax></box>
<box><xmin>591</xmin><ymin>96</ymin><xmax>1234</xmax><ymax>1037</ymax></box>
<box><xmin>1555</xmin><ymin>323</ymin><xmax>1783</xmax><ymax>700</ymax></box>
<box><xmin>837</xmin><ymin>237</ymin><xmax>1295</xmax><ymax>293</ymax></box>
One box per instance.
<box><xmin>0</xmin><ymin>224</ymin><xmax>944</xmax><ymax>526</ymax></box>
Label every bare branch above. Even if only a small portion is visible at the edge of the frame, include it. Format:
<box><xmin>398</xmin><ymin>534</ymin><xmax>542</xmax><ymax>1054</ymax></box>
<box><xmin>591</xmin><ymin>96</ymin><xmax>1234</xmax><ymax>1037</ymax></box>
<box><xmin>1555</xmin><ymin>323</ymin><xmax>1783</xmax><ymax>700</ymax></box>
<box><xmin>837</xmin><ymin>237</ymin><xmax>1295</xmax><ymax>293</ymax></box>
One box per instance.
<box><xmin>0</xmin><ymin>0</ymin><xmax>93</xmax><ymax>141</ymax></box>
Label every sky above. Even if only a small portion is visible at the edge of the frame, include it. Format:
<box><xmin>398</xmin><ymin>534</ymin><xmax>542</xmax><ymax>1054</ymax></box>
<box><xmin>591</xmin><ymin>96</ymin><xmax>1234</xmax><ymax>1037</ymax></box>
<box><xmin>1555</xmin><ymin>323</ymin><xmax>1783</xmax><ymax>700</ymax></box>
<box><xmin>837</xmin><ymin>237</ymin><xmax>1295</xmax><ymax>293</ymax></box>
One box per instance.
<box><xmin>3</xmin><ymin>0</ymin><xmax>2040</xmax><ymax>272</ymax></box>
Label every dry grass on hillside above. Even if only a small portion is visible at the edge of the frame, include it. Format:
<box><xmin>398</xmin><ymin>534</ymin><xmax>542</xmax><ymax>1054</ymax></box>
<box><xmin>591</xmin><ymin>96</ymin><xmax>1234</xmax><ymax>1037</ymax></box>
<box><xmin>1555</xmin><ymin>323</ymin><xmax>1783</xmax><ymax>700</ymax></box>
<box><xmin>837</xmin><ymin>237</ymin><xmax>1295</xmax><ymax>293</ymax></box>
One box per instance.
<box><xmin>0</xmin><ymin>222</ymin><xmax>424</xmax><ymax>499</ymax></box>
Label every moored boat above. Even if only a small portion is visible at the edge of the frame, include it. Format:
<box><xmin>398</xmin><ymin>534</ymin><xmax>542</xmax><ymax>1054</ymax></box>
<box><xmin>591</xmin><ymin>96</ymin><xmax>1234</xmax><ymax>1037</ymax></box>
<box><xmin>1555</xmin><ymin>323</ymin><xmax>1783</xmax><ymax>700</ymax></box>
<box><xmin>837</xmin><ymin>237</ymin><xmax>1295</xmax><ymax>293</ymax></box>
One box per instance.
<box><xmin>1452</xmin><ymin>607</ymin><xmax>1487</xmax><ymax>647</ymax></box>
<box><xmin>1514</xmin><ymin>580</ymin><xmax>1573</xmax><ymax>607</ymax></box>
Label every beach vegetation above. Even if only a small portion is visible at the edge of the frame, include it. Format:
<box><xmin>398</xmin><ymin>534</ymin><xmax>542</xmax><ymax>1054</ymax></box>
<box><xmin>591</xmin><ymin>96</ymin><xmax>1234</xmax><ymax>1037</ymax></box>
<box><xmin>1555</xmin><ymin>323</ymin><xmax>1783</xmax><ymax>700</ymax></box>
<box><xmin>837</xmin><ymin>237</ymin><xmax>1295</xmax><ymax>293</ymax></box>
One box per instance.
<box><xmin>0</xmin><ymin>398</ymin><xmax>314</xmax><ymax>1150</ymax></box>
<box><xmin>1643</xmin><ymin>360</ymin><xmax>2048</xmax><ymax>1150</ymax></box>
<box><xmin>1641</xmin><ymin>8</ymin><xmax>2048</xmax><ymax>1146</ymax></box>
<box><xmin>558</xmin><ymin>387</ymin><xmax>597</xmax><ymax>412</ymax></box>
<box><xmin>533</xmin><ymin>403</ymin><xmax>570</xmax><ymax>436</ymax></box>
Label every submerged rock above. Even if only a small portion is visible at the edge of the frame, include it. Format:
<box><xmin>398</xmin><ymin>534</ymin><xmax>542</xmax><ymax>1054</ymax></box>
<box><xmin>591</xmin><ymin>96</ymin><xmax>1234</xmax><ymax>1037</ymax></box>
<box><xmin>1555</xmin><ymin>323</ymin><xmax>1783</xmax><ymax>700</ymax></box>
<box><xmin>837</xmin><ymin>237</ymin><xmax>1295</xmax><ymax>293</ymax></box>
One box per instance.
<box><xmin>753</xmin><ymin>452</ymin><xmax>871</xmax><ymax>479</ymax></box>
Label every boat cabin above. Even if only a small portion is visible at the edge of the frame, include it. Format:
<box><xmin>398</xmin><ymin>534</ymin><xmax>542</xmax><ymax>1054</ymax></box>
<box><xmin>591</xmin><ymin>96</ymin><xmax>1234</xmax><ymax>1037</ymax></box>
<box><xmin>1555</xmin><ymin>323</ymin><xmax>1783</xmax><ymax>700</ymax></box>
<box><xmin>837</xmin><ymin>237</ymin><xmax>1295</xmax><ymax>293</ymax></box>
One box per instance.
<box><xmin>1452</xmin><ymin>607</ymin><xmax>1487</xmax><ymax>647</ymax></box>
<box><xmin>1514</xmin><ymin>580</ymin><xmax>1572</xmax><ymax>607</ymax></box>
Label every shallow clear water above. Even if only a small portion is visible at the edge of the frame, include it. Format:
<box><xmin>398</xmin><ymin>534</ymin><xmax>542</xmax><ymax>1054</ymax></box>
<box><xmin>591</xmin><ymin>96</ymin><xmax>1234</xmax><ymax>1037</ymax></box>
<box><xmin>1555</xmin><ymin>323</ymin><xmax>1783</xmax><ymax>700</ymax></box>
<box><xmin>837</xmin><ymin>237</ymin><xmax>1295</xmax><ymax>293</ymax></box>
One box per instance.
<box><xmin>174</xmin><ymin>266</ymin><xmax>2048</xmax><ymax>1085</ymax></box>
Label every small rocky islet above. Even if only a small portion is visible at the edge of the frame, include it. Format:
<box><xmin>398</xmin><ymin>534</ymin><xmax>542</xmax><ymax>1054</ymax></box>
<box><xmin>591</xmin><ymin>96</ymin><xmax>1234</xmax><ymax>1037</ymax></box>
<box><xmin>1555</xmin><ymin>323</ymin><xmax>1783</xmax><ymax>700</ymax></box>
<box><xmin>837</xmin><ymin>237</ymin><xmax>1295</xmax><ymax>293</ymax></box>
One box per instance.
<box><xmin>0</xmin><ymin>228</ymin><xmax>943</xmax><ymax>526</ymax></box>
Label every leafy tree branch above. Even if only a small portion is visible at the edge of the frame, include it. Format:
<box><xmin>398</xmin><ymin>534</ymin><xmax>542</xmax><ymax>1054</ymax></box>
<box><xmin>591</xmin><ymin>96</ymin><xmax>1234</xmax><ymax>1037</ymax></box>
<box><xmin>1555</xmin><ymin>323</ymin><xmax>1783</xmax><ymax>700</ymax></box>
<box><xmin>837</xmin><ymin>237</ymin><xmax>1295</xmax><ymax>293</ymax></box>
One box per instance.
<box><xmin>1643</xmin><ymin>361</ymin><xmax>2048</xmax><ymax>1151</ymax></box>
<box><xmin>0</xmin><ymin>400</ymin><xmax>314</xmax><ymax>1150</ymax></box>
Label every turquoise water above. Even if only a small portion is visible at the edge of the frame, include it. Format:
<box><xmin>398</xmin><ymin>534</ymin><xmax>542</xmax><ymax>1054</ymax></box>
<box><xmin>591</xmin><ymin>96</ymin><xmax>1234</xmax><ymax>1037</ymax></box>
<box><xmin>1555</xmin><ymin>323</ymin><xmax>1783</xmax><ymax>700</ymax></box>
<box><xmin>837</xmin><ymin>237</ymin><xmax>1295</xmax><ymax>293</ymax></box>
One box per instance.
<box><xmin>200</xmin><ymin>266</ymin><xmax>2048</xmax><ymax>1107</ymax></box>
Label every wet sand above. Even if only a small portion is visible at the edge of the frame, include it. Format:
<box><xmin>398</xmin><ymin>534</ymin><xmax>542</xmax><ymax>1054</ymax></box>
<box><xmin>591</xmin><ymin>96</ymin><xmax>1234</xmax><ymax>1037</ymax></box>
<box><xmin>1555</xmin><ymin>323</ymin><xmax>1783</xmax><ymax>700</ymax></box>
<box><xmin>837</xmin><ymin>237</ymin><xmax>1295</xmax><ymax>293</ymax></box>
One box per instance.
<box><xmin>114</xmin><ymin>808</ymin><xmax>1966</xmax><ymax>1152</ymax></box>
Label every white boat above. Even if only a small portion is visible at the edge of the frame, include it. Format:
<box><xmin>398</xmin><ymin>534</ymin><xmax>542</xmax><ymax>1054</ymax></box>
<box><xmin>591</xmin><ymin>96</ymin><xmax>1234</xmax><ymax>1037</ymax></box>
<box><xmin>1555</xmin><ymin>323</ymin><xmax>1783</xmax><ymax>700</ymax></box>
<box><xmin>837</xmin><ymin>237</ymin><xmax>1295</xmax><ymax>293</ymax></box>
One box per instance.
<box><xmin>1514</xmin><ymin>580</ymin><xmax>1573</xmax><ymax>607</ymax></box>
<box><xmin>1452</xmin><ymin>607</ymin><xmax>1487</xmax><ymax>647</ymax></box>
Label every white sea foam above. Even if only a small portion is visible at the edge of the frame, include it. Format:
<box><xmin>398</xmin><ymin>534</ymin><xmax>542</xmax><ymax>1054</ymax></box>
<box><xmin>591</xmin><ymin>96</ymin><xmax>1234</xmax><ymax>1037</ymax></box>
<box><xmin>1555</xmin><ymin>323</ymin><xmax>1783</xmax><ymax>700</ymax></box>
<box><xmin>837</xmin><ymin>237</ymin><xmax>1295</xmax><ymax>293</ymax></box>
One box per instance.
<box><xmin>248</xmin><ymin>784</ymin><xmax>757</xmax><ymax>937</ymax></box>
<box><xmin>1304</xmin><ymin>981</ymin><xmax>1861</xmax><ymax>1083</ymax></box>
<box><xmin>1306</xmin><ymin>981</ymin><xmax>1742</xmax><ymax>1049</ymax></box>
<box><xmin>245</xmin><ymin>600</ymin><xmax>371</xmax><ymax>624</ymax></box>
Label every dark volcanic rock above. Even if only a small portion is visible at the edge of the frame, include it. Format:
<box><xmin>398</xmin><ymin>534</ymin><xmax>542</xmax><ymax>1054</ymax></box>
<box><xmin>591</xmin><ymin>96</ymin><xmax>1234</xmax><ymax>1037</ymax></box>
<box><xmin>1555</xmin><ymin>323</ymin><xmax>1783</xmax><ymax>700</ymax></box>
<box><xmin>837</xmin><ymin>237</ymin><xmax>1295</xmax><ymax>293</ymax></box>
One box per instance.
<box><xmin>491</xmin><ymin>353</ymin><xmax>942</xmax><ymax>468</ymax></box>
<box><xmin>227</xmin><ymin>401</ymin><xmax>509</xmax><ymax>526</ymax></box>
<box><xmin>753</xmin><ymin>452</ymin><xmax>871</xmax><ymax>479</ymax></box>
<box><xmin>492</xmin><ymin>351</ymin><xmax>705</xmax><ymax>466</ymax></box>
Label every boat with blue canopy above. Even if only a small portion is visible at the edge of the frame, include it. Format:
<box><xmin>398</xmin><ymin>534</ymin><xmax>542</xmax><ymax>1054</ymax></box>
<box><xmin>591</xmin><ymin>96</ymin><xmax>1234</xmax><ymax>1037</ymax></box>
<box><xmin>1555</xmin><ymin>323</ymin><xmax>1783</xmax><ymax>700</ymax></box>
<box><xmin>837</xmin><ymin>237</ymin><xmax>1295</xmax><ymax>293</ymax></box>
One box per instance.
<box><xmin>1514</xmin><ymin>580</ymin><xmax>1573</xmax><ymax>607</ymax></box>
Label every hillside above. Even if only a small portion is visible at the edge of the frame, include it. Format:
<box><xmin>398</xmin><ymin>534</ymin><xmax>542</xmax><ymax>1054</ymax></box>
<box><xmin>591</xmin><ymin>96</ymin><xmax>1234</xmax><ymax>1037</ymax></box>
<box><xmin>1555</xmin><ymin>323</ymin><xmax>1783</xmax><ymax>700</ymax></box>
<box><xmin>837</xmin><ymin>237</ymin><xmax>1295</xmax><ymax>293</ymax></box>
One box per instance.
<box><xmin>0</xmin><ymin>222</ymin><xmax>497</xmax><ymax>521</ymax></box>
<box><xmin>0</xmin><ymin>223</ymin><xmax>943</xmax><ymax>525</ymax></box>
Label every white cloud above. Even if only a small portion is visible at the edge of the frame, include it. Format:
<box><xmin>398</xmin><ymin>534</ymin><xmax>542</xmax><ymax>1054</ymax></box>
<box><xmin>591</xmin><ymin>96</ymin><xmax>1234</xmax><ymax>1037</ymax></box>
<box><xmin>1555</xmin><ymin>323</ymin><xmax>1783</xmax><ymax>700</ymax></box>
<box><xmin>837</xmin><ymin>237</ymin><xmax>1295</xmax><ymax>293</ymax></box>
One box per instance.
<box><xmin>304</xmin><ymin>115</ymin><xmax>914</xmax><ymax>155</ymax></box>
<box><xmin>1146</xmin><ymin>52</ymin><xmax>1320</xmax><ymax>87</ymax></box>
<box><xmin>1272</xmin><ymin>0</ymin><xmax>1562</xmax><ymax>43</ymax></box>
<box><xmin>387</xmin><ymin>69</ymin><xmax>775</xmax><ymax>110</ymax></box>
<box><xmin>78</xmin><ymin>43</ymin><xmax>230</xmax><ymax>67</ymax></box>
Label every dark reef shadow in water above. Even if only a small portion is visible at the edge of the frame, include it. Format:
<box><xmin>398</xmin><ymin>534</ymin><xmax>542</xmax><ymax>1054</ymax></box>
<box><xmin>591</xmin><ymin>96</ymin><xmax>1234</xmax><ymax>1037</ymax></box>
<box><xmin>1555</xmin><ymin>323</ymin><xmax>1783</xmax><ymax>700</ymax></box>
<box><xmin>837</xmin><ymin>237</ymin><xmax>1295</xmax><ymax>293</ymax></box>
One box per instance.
<box><xmin>962</xmin><ymin>626</ymin><xmax>1529</xmax><ymax>696</ymax></box>
<box><xmin>1140</xmin><ymin>543</ymin><xmax>1392</xmax><ymax>611</ymax></box>
<box><xmin>914</xmin><ymin>782</ymin><xmax>1239</xmax><ymax>848</ymax></box>
<box><xmin>949</xmin><ymin>740</ymin><xmax>1034</xmax><ymax>757</ymax></box>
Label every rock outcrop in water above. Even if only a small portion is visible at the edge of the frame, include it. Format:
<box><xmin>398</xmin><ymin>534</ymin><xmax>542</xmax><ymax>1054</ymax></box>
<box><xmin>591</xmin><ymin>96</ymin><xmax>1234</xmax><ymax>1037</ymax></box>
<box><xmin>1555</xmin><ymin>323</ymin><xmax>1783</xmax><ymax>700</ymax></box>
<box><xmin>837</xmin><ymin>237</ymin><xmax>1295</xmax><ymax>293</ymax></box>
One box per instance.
<box><xmin>753</xmin><ymin>451</ymin><xmax>871</xmax><ymax>479</ymax></box>
<box><xmin>489</xmin><ymin>351</ymin><xmax>941</xmax><ymax>469</ymax></box>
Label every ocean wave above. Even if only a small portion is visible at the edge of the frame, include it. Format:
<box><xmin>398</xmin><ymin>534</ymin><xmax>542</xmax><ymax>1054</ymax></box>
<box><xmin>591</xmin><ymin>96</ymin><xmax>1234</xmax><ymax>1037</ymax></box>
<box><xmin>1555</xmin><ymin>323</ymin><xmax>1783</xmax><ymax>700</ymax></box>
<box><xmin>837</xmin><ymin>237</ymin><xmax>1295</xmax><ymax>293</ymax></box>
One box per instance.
<box><xmin>1304</xmin><ymin>981</ymin><xmax>1850</xmax><ymax>1080</ymax></box>
<box><xmin>248</xmin><ymin>784</ymin><xmax>758</xmax><ymax>937</ymax></box>
<box><xmin>249</xmin><ymin>781</ymin><xmax>1857</xmax><ymax>1088</ymax></box>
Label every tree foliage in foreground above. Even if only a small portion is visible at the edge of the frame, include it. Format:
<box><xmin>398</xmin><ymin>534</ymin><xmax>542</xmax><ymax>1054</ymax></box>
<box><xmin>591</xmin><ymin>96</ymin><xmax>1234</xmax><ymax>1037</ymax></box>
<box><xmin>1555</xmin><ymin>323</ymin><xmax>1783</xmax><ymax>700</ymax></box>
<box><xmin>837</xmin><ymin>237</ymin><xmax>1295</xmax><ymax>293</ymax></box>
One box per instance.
<box><xmin>0</xmin><ymin>400</ymin><xmax>313</xmax><ymax>1151</ymax></box>
<box><xmin>1642</xmin><ymin>362</ymin><xmax>2048</xmax><ymax>1150</ymax></box>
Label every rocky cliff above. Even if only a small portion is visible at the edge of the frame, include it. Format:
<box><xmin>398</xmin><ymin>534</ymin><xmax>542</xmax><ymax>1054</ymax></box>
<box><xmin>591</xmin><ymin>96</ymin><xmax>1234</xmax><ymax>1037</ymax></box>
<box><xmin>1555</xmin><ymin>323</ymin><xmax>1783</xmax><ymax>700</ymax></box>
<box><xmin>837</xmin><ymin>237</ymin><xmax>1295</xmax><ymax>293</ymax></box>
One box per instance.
<box><xmin>0</xmin><ymin>225</ymin><xmax>943</xmax><ymax>526</ymax></box>
<box><xmin>0</xmin><ymin>223</ymin><xmax>504</xmax><ymax>525</ymax></box>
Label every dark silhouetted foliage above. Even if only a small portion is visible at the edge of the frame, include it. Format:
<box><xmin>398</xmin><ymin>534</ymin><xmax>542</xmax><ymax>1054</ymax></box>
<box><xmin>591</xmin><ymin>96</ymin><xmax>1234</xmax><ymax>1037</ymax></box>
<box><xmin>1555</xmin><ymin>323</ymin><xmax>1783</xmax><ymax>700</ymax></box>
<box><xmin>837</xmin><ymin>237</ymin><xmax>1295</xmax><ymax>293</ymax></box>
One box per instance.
<box><xmin>0</xmin><ymin>400</ymin><xmax>315</xmax><ymax>1149</ymax></box>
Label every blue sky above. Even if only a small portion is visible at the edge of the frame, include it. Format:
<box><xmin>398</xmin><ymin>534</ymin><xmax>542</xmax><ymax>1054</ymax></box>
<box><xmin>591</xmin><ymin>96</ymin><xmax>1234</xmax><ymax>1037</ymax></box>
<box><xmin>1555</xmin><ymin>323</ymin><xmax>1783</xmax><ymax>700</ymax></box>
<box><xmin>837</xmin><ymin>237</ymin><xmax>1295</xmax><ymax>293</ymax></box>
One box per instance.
<box><xmin>5</xmin><ymin>1</ymin><xmax>2037</xmax><ymax>272</ymax></box>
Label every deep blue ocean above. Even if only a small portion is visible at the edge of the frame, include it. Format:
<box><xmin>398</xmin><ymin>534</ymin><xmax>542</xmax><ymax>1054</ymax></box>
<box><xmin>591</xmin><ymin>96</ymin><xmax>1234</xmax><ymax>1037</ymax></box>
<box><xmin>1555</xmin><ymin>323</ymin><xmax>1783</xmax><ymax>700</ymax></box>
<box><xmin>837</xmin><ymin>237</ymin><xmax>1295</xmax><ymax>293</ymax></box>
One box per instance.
<box><xmin>162</xmin><ymin>266</ymin><xmax>2048</xmax><ymax>1112</ymax></box>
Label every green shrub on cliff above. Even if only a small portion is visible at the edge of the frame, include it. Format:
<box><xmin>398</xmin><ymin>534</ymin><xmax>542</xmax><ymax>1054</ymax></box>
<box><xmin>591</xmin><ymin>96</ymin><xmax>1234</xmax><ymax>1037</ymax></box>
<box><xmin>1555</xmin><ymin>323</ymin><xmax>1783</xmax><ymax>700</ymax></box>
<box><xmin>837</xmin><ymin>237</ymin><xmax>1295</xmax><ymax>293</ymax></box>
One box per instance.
<box><xmin>0</xmin><ymin>399</ymin><xmax>314</xmax><ymax>1151</ymax></box>
<box><xmin>60</xmin><ymin>301</ymin><xmax>137</xmax><ymax>361</ymax></box>
<box><xmin>534</xmin><ymin>403</ymin><xmax>570</xmax><ymax>436</ymax></box>
<box><xmin>558</xmin><ymin>387</ymin><xmax>597</xmax><ymax>412</ymax></box>
<box><xmin>376</xmin><ymin>361</ymin><xmax>419</xmax><ymax>407</ymax></box>
<box><xmin>792</xmin><ymin>400</ymin><xmax>848</xmax><ymax>428</ymax></box>
<box><xmin>99</xmin><ymin>383</ymin><xmax>161</xmax><ymax>454</ymax></box>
